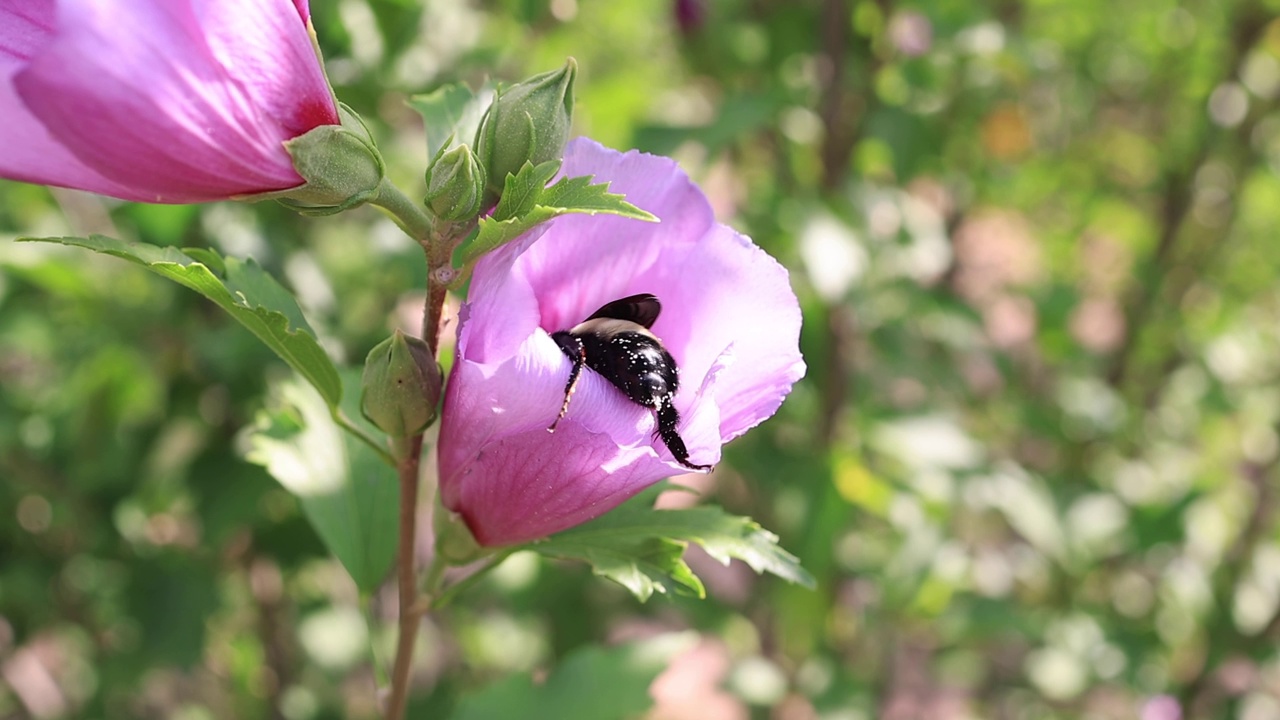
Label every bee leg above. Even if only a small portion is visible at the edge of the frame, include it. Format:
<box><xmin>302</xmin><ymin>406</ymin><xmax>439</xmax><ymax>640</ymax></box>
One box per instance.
<box><xmin>655</xmin><ymin>397</ymin><xmax>713</xmax><ymax>471</ymax></box>
<box><xmin>549</xmin><ymin>341</ymin><xmax>587</xmax><ymax>433</ymax></box>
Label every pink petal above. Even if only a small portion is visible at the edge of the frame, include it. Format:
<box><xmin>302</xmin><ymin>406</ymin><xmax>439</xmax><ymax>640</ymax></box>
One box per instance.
<box><xmin>3</xmin><ymin>0</ymin><xmax>337</xmax><ymax>203</ymax></box>
<box><xmin>0</xmin><ymin>0</ymin><xmax>141</xmax><ymax>198</ymax></box>
<box><xmin>443</xmin><ymin>421</ymin><xmax>676</xmax><ymax>546</ymax></box>
<box><xmin>656</xmin><ymin>222</ymin><xmax>806</xmax><ymax>441</ymax></box>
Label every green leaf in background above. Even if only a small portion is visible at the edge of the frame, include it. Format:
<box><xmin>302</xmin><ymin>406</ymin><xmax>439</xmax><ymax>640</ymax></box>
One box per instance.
<box><xmin>243</xmin><ymin>376</ymin><xmax>398</xmax><ymax>593</ymax></box>
<box><xmin>19</xmin><ymin>235</ymin><xmax>343</xmax><ymax>409</ymax></box>
<box><xmin>407</xmin><ymin>82</ymin><xmax>494</xmax><ymax>160</ymax></box>
<box><xmin>126</xmin><ymin>555</ymin><xmax>220</xmax><ymax>669</ymax></box>
<box><xmin>448</xmin><ymin>633</ymin><xmax>695</xmax><ymax>720</ymax></box>
<box><xmin>455</xmin><ymin>162</ymin><xmax>657</xmax><ymax>277</ymax></box>
<box><xmin>534</xmin><ymin>488</ymin><xmax>814</xmax><ymax>602</ymax></box>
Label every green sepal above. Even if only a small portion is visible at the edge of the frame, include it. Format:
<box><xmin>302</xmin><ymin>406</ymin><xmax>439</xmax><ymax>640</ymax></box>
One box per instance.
<box><xmin>252</xmin><ymin>103</ymin><xmax>385</xmax><ymax>216</ymax></box>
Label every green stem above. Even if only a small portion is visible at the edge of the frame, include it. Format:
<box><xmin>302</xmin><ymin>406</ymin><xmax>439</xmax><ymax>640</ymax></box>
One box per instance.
<box><xmin>371</xmin><ymin>178</ymin><xmax>437</xmax><ymax>249</ymax></box>
<box><xmin>369</xmin><ymin>176</ymin><xmax>479</xmax><ymax>718</ymax></box>
<box><xmin>334</xmin><ymin>410</ymin><xmax>396</xmax><ymax>466</ymax></box>
<box><xmin>431</xmin><ymin>550</ymin><xmax>515</xmax><ymax>609</ymax></box>
<box><xmin>386</xmin><ymin>434</ymin><xmax>424</xmax><ymax>720</ymax></box>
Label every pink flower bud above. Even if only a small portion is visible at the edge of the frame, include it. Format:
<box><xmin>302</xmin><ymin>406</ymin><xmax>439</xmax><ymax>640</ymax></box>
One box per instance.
<box><xmin>437</xmin><ymin>139</ymin><xmax>806</xmax><ymax>546</ymax></box>
<box><xmin>0</xmin><ymin>0</ymin><xmax>340</xmax><ymax>204</ymax></box>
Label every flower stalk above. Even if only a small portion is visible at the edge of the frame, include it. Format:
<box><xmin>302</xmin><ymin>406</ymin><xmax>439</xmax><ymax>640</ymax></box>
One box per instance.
<box><xmin>386</xmin><ymin>433</ymin><xmax>424</xmax><ymax>720</ymax></box>
<box><xmin>365</xmin><ymin>171</ymin><xmax>478</xmax><ymax>718</ymax></box>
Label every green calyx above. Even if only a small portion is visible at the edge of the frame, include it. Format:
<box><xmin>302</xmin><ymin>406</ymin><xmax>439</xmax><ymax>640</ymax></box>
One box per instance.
<box><xmin>268</xmin><ymin>103</ymin><xmax>386</xmax><ymax>216</ymax></box>
<box><xmin>474</xmin><ymin>58</ymin><xmax>577</xmax><ymax>198</ymax></box>
<box><xmin>434</xmin><ymin>498</ymin><xmax>490</xmax><ymax>565</ymax></box>
<box><xmin>360</xmin><ymin>330</ymin><xmax>442</xmax><ymax>439</ymax></box>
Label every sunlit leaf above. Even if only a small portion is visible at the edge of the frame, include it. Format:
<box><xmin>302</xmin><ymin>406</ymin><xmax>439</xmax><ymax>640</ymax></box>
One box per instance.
<box><xmin>19</xmin><ymin>235</ymin><xmax>343</xmax><ymax>409</ymax></box>
<box><xmin>244</xmin><ymin>376</ymin><xmax>398</xmax><ymax>593</ymax></box>
<box><xmin>533</xmin><ymin>487</ymin><xmax>813</xmax><ymax>602</ymax></box>
<box><xmin>456</xmin><ymin>162</ymin><xmax>657</xmax><ymax>274</ymax></box>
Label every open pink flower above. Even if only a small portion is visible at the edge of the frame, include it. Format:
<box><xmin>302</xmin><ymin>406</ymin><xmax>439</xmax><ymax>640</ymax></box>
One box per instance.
<box><xmin>438</xmin><ymin>138</ymin><xmax>805</xmax><ymax>546</ymax></box>
<box><xmin>0</xmin><ymin>0</ymin><xmax>338</xmax><ymax>203</ymax></box>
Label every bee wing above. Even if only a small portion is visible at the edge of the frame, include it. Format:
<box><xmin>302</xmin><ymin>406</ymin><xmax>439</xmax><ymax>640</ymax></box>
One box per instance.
<box><xmin>586</xmin><ymin>293</ymin><xmax>662</xmax><ymax>328</ymax></box>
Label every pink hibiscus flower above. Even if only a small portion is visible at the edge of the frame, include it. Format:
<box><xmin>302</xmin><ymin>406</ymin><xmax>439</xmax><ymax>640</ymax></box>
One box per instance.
<box><xmin>438</xmin><ymin>138</ymin><xmax>805</xmax><ymax>546</ymax></box>
<box><xmin>0</xmin><ymin>0</ymin><xmax>338</xmax><ymax>203</ymax></box>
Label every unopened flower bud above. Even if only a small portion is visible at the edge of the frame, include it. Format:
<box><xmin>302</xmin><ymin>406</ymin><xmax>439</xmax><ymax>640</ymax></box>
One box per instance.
<box><xmin>474</xmin><ymin>58</ymin><xmax>577</xmax><ymax>196</ymax></box>
<box><xmin>424</xmin><ymin>145</ymin><xmax>485</xmax><ymax>220</ymax></box>
<box><xmin>360</xmin><ymin>331</ymin><xmax>441</xmax><ymax>438</ymax></box>
<box><xmin>273</xmin><ymin>104</ymin><xmax>385</xmax><ymax>215</ymax></box>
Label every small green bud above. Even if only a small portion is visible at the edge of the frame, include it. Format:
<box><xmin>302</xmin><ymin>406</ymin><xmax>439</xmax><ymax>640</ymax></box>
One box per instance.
<box><xmin>424</xmin><ymin>144</ymin><xmax>485</xmax><ymax>220</ymax></box>
<box><xmin>360</xmin><ymin>331</ymin><xmax>441</xmax><ymax>438</ymax></box>
<box><xmin>474</xmin><ymin>58</ymin><xmax>577</xmax><ymax>196</ymax></box>
<box><xmin>269</xmin><ymin>103</ymin><xmax>385</xmax><ymax>215</ymax></box>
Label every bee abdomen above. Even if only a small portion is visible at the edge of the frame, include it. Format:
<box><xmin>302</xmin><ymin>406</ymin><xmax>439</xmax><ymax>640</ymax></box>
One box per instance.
<box><xmin>580</xmin><ymin>331</ymin><xmax>678</xmax><ymax>407</ymax></box>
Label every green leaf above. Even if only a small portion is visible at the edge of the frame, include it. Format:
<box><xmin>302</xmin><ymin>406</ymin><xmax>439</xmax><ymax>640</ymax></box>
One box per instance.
<box><xmin>538</xmin><ymin>173</ymin><xmax>657</xmax><ymax>217</ymax></box>
<box><xmin>491</xmin><ymin>160</ymin><xmax>563</xmax><ymax>222</ymax></box>
<box><xmin>449</xmin><ymin>634</ymin><xmax>695</xmax><ymax>720</ymax></box>
<box><xmin>407</xmin><ymin>82</ymin><xmax>493</xmax><ymax>160</ymax></box>
<box><xmin>455</xmin><ymin>166</ymin><xmax>658</xmax><ymax>275</ymax></box>
<box><xmin>533</xmin><ymin>489</ymin><xmax>814</xmax><ymax>602</ymax></box>
<box><xmin>244</xmin><ymin>376</ymin><xmax>398</xmax><ymax>593</ymax></box>
<box><xmin>19</xmin><ymin>235</ymin><xmax>342</xmax><ymax>409</ymax></box>
<box><xmin>539</xmin><ymin>534</ymin><xmax>702</xmax><ymax>602</ymax></box>
<box><xmin>126</xmin><ymin>554</ymin><xmax>220</xmax><ymax>668</ymax></box>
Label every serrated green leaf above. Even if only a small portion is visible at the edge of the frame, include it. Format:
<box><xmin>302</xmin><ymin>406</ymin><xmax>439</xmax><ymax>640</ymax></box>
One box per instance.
<box><xmin>491</xmin><ymin>160</ymin><xmax>562</xmax><ymax>221</ymax></box>
<box><xmin>454</xmin><ymin>169</ymin><xmax>658</xmax><ymax>277</ymax></box>
<box><xmin>533</xmin><ymin>492</ymin><xmax>814</xmax><ymax>602</ymax></box>
<box><xmin>449</xmin><ymin>634</ymin><xmax>695</xmax><ymax>720</ymax></box>
<box><xmin>19</xmin><ymin>235</ymin><xmax>342</xmax><ymax>409</ymax></box>
<box><xmin>538</xmin><ymin>535</ymin><xmax>703</xmax><ymax>601</ymax></box>
<box><xmin>244</xmin><ymin>375</ymin><xmax>398</xmax><ymax>593</ymax></box>
<box><xmin>537</xmin><ymin>174</ymin><xmax>658</xmax><ymax>218</ymax></box>
<box><xmin>407</xmin><ymin>82</ymin><xmax>493</xmax><ymax>160</ymax></box>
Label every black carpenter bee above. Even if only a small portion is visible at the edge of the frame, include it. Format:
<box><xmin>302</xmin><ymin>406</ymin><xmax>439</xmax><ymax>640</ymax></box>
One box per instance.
<box><xmin>548</xmin><ymin>293</ymin><xmax>712</xmax><ymax>472</ymax></box>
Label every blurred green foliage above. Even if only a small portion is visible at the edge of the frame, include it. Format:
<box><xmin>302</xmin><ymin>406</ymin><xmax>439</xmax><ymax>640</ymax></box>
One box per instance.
<box><xmin>5</xmin><ymin>0</ymin><xmax>1280</xmax><ymax>717</ymax></box>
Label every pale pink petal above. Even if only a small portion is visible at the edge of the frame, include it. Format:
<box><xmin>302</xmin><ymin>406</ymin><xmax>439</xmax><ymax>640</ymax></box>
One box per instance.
<box><xmin>661</xmin><ymin>223</ymin><xmax>806</xmax><ymax>440</ymax></box>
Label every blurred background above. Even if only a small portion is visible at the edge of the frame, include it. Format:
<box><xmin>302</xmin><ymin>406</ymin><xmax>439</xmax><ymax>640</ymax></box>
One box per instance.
<box><xmin>4</xmin><ymin>0</ymin><xmax>1280</xmax><ymax>717</ymax></box>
